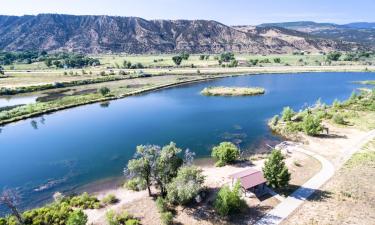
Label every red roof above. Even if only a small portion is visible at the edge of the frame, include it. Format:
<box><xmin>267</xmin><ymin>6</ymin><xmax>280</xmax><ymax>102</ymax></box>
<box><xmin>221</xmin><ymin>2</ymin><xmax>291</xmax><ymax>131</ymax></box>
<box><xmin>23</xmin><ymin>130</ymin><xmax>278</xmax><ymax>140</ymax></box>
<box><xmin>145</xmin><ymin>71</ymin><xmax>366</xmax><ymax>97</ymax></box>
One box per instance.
<box><xmin>229</xmin><ymin>168</ymin><xmax>266</xmax><ymax>189</ymax></box>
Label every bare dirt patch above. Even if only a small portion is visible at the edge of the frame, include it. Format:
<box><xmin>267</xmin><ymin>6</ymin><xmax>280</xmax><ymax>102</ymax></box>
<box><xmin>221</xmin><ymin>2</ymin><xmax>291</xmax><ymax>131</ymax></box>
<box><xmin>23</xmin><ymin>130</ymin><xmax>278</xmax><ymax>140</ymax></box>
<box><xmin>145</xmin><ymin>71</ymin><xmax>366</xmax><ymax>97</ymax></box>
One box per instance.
<box><xmin>282</xmin><ymin>139</ymin><xmax>375</xmax><ymax>225</ymax></box>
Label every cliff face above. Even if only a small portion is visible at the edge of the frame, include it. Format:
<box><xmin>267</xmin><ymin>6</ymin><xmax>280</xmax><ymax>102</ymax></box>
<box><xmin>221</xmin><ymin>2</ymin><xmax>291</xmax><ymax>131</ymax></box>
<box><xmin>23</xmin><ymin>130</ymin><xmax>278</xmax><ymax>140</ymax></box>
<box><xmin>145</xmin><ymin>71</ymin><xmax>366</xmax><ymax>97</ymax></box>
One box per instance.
<box><xmin>0</xmin><ymin>14</ymin><xmax>362</xmax><ymax>54</ymax></box>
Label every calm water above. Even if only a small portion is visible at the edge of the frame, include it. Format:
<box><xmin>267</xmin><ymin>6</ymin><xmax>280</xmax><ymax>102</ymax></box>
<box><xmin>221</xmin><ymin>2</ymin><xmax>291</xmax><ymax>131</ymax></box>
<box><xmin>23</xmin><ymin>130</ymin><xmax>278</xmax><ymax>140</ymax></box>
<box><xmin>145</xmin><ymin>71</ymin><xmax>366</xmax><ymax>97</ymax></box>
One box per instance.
<box><xmin>0</xmin><ymin>72</ymin><xmax>374</xmax><ymax>211</ymax></box>
<box><xmin>0</xmin><ymin>95</ymin><xmax>37</xmax><ymax>107</ymax></box>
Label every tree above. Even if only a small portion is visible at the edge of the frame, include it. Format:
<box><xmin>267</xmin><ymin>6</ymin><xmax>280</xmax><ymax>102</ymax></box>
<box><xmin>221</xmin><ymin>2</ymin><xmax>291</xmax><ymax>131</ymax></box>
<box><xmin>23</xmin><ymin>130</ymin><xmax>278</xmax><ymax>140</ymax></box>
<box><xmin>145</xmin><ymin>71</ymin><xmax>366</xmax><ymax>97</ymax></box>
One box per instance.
<box><xmin>214</xmin><ymin>181</ymin><xmax>245</xmax><ymax>216</ymax></box>
<box><xmin>155</xmin><ymin>142</ymin><xmax>183</xmax><ymax>197</ymax></box>
<box><xmin>126</xmin><ymin>145</ymin><xmax>161</xmax><ymax>196</ymax></box>
<box><xmin>220</xmin><ymin>52</ymin><xmax>235</xmax><ymax>62</ymax></box>
<box><xmin>211</xmin><ymin>142</ymin><xmax>240</xmax><ymax>167</ymax></box>
<box><xmin>172</xmin><ymin>56</ymin><xmax>183</xmax><ymax>66</ymax></box>
<box><xmin>326</xmin><ymin>52</ymin><xmax>342</xmax><ymax>61</ymax></box>
<box><xmin>99</xmin><ymin>87</ymin><xmax>110</xmax><ymax>96</ymax></box>
<box><xmin>262</xmin><ymin>149</ymin><xmax>290</xmax><ymax>188</ymax></box>
<box><xmin>302</xmin><ymin>114</ymin><xmax>323</xmax><ymax>136</ymax></box>
<box><xmin>67</xmin><ymin>209</ymin><xmax>87</xmax><ymax>225</ymax></box>
<box><xmin>45</xmin><ymin>58</ymin><xmax>52</xmax><ymax>67</ymax></box>
<box><xmin>273</xmin><ymin>58</ymin><xmax>281</xmax><ymax>63</ymax></box>
<box><xmin>199</xmin><ymin>55</ymin><xmax>205</xmax><ymax>60</ymax></box>
<box><xmin>281</xmin><ymin>107</ymin><xmax>295</xmax><ymax>121</ymax></box>
<box><xmin>166</xmin><ymin>166</ymin><xmax>205</xmax><ymax>205</ymax></box>
<box><xmin>180</xmin><ymin>52</ymin><xmax>190</xmax><ymax>60</ymax></box>
<box><xmin>0</xmin><ymin>66</ymin><xmax>4</xmax><ymax>75</ymax></box>
<box><xmin>0</xmin><ymin>188</ymin><xmax>23</xmax><ymax>224</ymax></box>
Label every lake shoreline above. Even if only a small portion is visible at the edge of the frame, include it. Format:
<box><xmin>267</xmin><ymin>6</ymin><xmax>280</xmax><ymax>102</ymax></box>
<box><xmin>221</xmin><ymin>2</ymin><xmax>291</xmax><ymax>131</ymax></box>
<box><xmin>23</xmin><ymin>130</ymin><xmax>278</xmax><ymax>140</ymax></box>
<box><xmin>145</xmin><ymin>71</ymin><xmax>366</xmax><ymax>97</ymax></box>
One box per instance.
<box><xmin>1</xmin><ymin>66</ymin><xmax>374</xmax><ymax>126</ymax></box>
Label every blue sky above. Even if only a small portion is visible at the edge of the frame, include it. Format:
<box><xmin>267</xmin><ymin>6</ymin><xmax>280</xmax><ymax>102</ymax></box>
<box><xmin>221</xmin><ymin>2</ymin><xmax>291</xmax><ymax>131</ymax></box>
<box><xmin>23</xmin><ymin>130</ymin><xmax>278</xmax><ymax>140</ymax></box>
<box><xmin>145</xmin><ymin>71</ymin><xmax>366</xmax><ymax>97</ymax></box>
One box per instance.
<box><xmin>1</xmin><ymin>0</ymin><xmax>374</xmax><ymax>25</ymax></box>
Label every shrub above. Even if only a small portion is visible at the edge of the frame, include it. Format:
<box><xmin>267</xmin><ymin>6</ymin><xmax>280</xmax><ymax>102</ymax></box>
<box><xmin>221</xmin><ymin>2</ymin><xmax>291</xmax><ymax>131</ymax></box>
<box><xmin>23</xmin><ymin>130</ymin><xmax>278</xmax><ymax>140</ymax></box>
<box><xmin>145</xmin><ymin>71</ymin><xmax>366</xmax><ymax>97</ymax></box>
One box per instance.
<box><xmin>281</xmin><ymin>107</ymin><xmax>295</xmax><ymax>121</ymax></box>
<box><xmin>99</xmin><ymin>87</ymin><xmax>110</xmax><ymax>96</ymax></box>
<box><xmin>333</xmin><ymin>114</ymin><xmax>346</xmax><ymax>125</ymax></box>
<box><xmin>124</xmin><ymin>177</ymin><xmax>147</xmax><ymax>191</ymax></box>
<box><xmin>67</xmin><ymin>209</ymin><xmax>87</xmax><ymax>225</ymax></box>
<box><xmin>220</xmin><ymin>52</ymin><xmax>235</xmax><ymax>62</ymax></box>
<box><xmin>166</xmin><ymin>166</ymin><xmax>205</xmax><ymax>205</ymax></box>
<box><xmin>273</xmin><ymin>58</ymin><xmax>281</xmax><ymax>63</ymax></box>
<box><xmin>302</xmin><ymin>114</ymin><xmax>323</xmax><ymax>136</ymax></box>
<box><xmin>214</xmin><ymin>181</ymin><xmax>245</xmax><ymax>216</ymax></box>
<box><xmin>106</xmin><ymin>210</ymin><xmax>139</xmax><ymax>225</ymax></box>
<box><xmin>102</xmin><ymin>194</ymin><xmax>118</xmax><ymax>205</ymax></box>
<box><xmin>262</xmin><ymin>149</ymin><xmax>291</xmax><ymax>188</ymax></box>
<box><xmin>68</xmin><ymin>192</ymin><xmax>101</xmax><ymax>209</ymax></box>
<box><xmin>211</xmin><ymin>142</ymin><xmax>240</xmax><ymax>166</ymax></box>
<box><xmin>125</xmin><ymin>219</ymin><xmax>140</xmax><ymax>225</ymax></box>
<box><xmin>156</xmin><ymin>197</ymin><xmax>168</xmax><ymax>213</ymax></box>
<box><xmin>160</xmin><ymin>212</ymin><xmax>173</xmax><ymax>225</ymax></box>
<box><xmin>172</xmin><ymin>56</ymin><xmax>183</xmax><ymax>66</ymax></box>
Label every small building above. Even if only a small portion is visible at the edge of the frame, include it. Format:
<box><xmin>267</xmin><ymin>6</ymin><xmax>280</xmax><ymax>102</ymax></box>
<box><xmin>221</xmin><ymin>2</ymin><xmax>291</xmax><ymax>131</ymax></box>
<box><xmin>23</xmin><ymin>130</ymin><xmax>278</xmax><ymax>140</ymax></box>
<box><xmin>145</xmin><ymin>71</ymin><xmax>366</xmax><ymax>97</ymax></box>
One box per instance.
<box><xmin>229</xmin><ymin>168</ymin><xmax>267</xmax><ymax>197</ymax></box>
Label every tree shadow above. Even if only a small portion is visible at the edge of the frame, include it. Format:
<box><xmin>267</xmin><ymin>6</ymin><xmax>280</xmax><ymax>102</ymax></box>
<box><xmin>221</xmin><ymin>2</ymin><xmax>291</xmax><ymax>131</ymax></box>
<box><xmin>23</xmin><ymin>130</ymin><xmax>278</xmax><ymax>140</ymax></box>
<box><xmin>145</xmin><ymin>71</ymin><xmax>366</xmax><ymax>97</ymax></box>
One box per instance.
<box><xmin>275</xmin><ymin>184</ymin><xmax>333</xmax><ymax>202</ymax></box>
<box><xmin>180</xmin><ymin>187</ymin><xmax>276</xmax><ymax>225</ymax></box>
<box><xmin>316</xmin><ymin>133</ymin><xmax>347</xmax><ymax>139</ymax></box>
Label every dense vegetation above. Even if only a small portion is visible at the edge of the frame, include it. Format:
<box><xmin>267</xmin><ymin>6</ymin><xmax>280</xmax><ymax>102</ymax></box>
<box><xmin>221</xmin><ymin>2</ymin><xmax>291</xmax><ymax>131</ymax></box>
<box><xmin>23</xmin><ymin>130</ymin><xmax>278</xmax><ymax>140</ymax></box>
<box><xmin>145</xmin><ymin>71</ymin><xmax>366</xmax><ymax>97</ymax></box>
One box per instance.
<box><xmin>0</xmin><ymin>192</ymin><xmax>100</xmax><ymax>225</ymax></box>
<box><xmin>211</xmin><ymin>142</ymin><xmax>240</xmax><ymax>166</ymax></box>
<box><xmin>269</xmin><ymin>88</ymin><xmax>375</xmax><ymax>137</ymax></box>
<box><xmin>214</xmin><ymin>181</ymin><xmax>246</xmax><ymax>216</ymax></box>
<box><xmin>0</xmin><ymin>51</ymin><xmax>100</xmax><ymax>68</ymax></box>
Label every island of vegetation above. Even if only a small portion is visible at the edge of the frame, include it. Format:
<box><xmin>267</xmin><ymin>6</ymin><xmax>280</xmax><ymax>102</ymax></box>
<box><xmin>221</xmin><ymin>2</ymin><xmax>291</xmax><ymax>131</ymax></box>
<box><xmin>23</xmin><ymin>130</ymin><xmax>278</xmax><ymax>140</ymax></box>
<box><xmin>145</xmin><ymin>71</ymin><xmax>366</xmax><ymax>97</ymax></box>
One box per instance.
<box><xmin>201</xmin><ymin>86</ymin><xmax>265</xmax><ymax>96</ymax></box>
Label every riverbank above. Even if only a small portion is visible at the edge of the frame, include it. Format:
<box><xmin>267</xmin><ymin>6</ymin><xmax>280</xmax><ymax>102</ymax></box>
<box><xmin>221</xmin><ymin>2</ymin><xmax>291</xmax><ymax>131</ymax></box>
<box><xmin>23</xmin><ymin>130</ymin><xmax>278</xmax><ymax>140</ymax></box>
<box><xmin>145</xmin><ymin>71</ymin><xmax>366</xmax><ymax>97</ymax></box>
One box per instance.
<box><xmin>1</xmin><ymin>65</ymin><xmax>375</xmax><ymax>126</ymax></box>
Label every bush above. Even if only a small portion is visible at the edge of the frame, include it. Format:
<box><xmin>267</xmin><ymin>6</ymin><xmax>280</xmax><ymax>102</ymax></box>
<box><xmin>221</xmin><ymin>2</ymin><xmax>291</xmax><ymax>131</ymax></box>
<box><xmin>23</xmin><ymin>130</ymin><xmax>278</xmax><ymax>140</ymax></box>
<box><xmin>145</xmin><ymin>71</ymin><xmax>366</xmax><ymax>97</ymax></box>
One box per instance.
<box><xmin>220</xmin><ymin>52</ymin><xmax>235</xmax><ymax>62</ymax></box>
<box><xmin>156</xmin><ymin>197</ymin><xmax>168</xmax><ymax>213</ymax></box>
<box><xmin>273</xmin><ymin>58</ymin><xmax>281</xmax><ymax>63</ymax></box>
<box><xmin>214</xmin><ymin>181</ymin><xmax>245</xmax><ymax>216</ymax></box>
<box><xmin>67</xmin><ymin>209</ymin><xmax>87</xmax><ymax>225</ymax></box>
<box><xmin>166</xmin><ymin>166</ymin><xmax>205</xmax><ymax>205</ymax></box>
<box><xmin>262</xmin><ymin>149</ymin><xmax>291</xmax><ymax>188</ymax></box>
<box><xmin>124</xmin><ymin>177</ymin><xmax>147</xmax><ymax>191</ymax></box>
<box><xmin>302</xmin><ymin>114</ymin><xmax>323</xmax><ymax>136</ymax></box>
<box><xmin>106</xmin><ymin>210</ymin><xmax>139</xmax><ymax>225</ymax></box>
<box><xmin>333</xmin><ymin>114</ymin><xmax>346</xmax><ymax>125</ymax></box>
<box><xmin>102</xmin><ymin>194</ymin><xmax>118</xmax><ymax>205</ymax></box>
<box><xmin>172</xmin><ymin>56</ymin><xmax>183</xmax><ymax>66</ymax></box>
<box><xmin>68</xmin><ymin>192</ymin><xmax>101</xmax><ymax>209</ymax></box>
<box><xmin>211</xmin><ymin>142</ymin><xmax>240</xmax><ymax>166</ymax></box>
<box><xmin>160</xmin><ymin>212</ymin><xmax>173</xmax><ymax>225</ymax></box>
<box><xmin>281</xmin><ymin>107</ymin><xmax>295</xmax><ymax>121</ymax></box>
<box><xmin>99</xmin><ymin>87</ymin><xmax>110</xmax><ymax>96</ymax></box>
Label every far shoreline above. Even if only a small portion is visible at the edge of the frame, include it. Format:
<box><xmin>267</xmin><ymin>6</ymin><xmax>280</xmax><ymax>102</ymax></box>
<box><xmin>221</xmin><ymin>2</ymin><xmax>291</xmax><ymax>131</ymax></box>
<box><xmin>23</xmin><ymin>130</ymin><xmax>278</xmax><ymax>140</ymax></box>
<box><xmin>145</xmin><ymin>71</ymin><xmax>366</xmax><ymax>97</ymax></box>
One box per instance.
<box><xmin>1</xmin><ymin>66</ymin><xmax>375</xmax><ymax>126</ymax></box>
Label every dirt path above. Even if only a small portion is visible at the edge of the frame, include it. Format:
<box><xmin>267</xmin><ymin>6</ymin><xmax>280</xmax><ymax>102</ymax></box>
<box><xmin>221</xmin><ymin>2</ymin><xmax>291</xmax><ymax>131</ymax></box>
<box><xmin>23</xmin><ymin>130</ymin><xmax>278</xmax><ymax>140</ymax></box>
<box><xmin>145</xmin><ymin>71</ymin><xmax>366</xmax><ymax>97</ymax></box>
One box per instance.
<box><xmin>255</xmin><ymin>129</ymin><xmax>375</xmax><ymax>225</ymax></box>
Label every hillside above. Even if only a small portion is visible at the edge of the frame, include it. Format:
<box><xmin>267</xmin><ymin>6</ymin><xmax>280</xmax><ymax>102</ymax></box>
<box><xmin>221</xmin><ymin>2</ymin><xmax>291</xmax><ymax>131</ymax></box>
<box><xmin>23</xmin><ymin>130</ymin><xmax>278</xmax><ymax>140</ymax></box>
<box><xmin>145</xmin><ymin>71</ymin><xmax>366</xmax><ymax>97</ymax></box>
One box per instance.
<box><xmin>260</xmin><ymin>21</ymin><xmax>375</xmax><ymax>47</ymax></box>
<box><xmin>0</xmin><ymin>14</ymin><xmax>362</xmax><ymax>54</ymax></box>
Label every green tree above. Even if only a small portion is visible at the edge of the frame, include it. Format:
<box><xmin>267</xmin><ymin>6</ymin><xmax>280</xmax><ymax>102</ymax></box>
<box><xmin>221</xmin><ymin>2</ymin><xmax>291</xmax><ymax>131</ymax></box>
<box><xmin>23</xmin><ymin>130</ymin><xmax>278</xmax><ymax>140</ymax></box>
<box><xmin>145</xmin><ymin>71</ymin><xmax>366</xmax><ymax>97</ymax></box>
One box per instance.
<box><xmin>45</xmin><ymin>58</ymin><xmax>53</xmax><ymax>67</ymax></box>
<box><xmin>126</xmin><ymin>145</ymin><xmax>161</xmax><ymax>196</ymax></box>
<box><xmin>166</xmin><ymin>166</ymin><xmax>205</xmax><ymax>205</ymax></box>
<box><xmin>172</xmin><ymin>56</ymin><xmax>183</xmax><ymax>66</ymax></box>
<box><xmin>302</xmin><ymin>114</ymin><xmax>323</xmax><ymax>136</ymax></box>
<box><xmin>262</xmin><ymin>149</ymin><xmax>291</xmax><ymax>188</ymax></box>
<box><xmin>273</xmin><ymin>58</ymin><xmax>281</xmax><ymax>63</ymax></box>
<box><xmin>99</xmin><ymin>87</ymin><xmax>110</xmax><ymax>96</ymax></box>
<box><xmin>0</xmin><ymin>66</ymin><xmax>4</xmax><ymax>75</ymax></box>
<box><xmin>199</xmin><ymin>55</ymin><xmax>205</xmax><ymax>60</ymax></box>
<box><xmin>214</xmin><ymin>181</ymin><xmax>245</xmax><ymax>216</ymax></box>
<box><xmin>155</xmin><ymin>142</ymin><xmax>183</xmax><ymax>196</ymax></box>
<box><xmin>211</xmin><ymin>142</ymin><xmax>240</xmax><ymax>167</ymax></box>
<box><xmin>180</xmin><ymin>52</ymin><xmax>190</xmax><ymax>60</ymax></box>
<box><xmin>67</xmin><ymin>209</ymin><xmax>87</xmax><ymax>225</ymax></box>
<box><xmin>281</xmin><ymin>107</ymin><xmax>295</xmax><ymax>121</ymax></box>
<box><xmin>220</xmin><ymin>52</ymin><xmax>235</xmax><ymax>62</ymax></box>
<box><xmin>326</xmin><ymin>51</ymin><xmax>342</xmax><ymax>61</ymax></box>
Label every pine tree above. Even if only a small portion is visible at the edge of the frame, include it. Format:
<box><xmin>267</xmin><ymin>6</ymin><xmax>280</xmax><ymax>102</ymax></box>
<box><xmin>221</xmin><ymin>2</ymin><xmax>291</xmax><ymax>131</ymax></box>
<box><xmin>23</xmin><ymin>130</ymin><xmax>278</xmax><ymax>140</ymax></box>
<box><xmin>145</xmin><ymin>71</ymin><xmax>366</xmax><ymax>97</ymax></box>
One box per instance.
<box><xmin>262</xmin><ymin>149</ymin><xmax>291</xmax><ymax>188</ymax></box>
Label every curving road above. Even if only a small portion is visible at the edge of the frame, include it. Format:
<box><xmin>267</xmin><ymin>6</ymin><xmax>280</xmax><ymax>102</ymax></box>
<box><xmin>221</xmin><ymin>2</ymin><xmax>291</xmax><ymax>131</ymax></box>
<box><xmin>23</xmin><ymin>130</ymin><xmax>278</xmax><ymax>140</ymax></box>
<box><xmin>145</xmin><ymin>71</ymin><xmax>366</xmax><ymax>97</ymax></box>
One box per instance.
<box><xmin>255</xmin><ymin>129</ymin><xmax>375</xmax><ymax>225</ymax></box>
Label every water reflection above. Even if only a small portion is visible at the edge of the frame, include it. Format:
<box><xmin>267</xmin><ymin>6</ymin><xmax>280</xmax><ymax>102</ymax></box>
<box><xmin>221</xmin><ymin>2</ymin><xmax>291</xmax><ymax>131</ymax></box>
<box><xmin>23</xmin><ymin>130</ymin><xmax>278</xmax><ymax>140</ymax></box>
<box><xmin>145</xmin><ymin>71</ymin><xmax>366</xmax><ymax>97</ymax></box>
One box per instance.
<box><xmin>100</xmin><ymin>101</ymin><xmax>110</xmax><ymax>108</ymax></box>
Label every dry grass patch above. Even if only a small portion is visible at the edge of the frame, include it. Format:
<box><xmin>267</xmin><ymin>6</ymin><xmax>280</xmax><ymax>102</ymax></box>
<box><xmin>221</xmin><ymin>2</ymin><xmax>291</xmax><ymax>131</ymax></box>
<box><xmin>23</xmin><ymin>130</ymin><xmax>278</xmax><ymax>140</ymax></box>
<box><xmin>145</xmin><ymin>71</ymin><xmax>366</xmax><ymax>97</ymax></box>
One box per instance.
<box><xmin>201</xmin><ymin>86</ymin><xmax>265</xmax><ymax>96</ymax></box>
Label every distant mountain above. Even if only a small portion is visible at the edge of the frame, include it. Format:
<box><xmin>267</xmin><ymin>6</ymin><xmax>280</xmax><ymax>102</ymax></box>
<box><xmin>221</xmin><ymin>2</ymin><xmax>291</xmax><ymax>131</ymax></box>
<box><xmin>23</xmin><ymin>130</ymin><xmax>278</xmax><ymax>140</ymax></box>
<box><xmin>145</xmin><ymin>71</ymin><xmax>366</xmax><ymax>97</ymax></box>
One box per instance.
<box><xmin>0</xmin><ymin>14</ymin><xmax>363</xmax><ymax>54</ymax></box>
<box><xmin>259</xmin><ymin>21</ymin><xmax>375</xmax><ymax>47</ymax></box>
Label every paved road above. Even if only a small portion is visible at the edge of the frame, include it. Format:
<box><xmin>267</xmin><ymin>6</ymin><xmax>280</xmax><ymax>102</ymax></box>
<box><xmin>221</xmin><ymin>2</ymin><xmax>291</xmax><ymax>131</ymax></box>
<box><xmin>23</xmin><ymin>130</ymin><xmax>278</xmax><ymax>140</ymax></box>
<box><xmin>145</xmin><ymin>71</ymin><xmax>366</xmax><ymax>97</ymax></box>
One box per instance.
<box><xmin>255</xmin><ymin>130</ymin><xmax>375</xmax><ymax>225</ymax></box>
